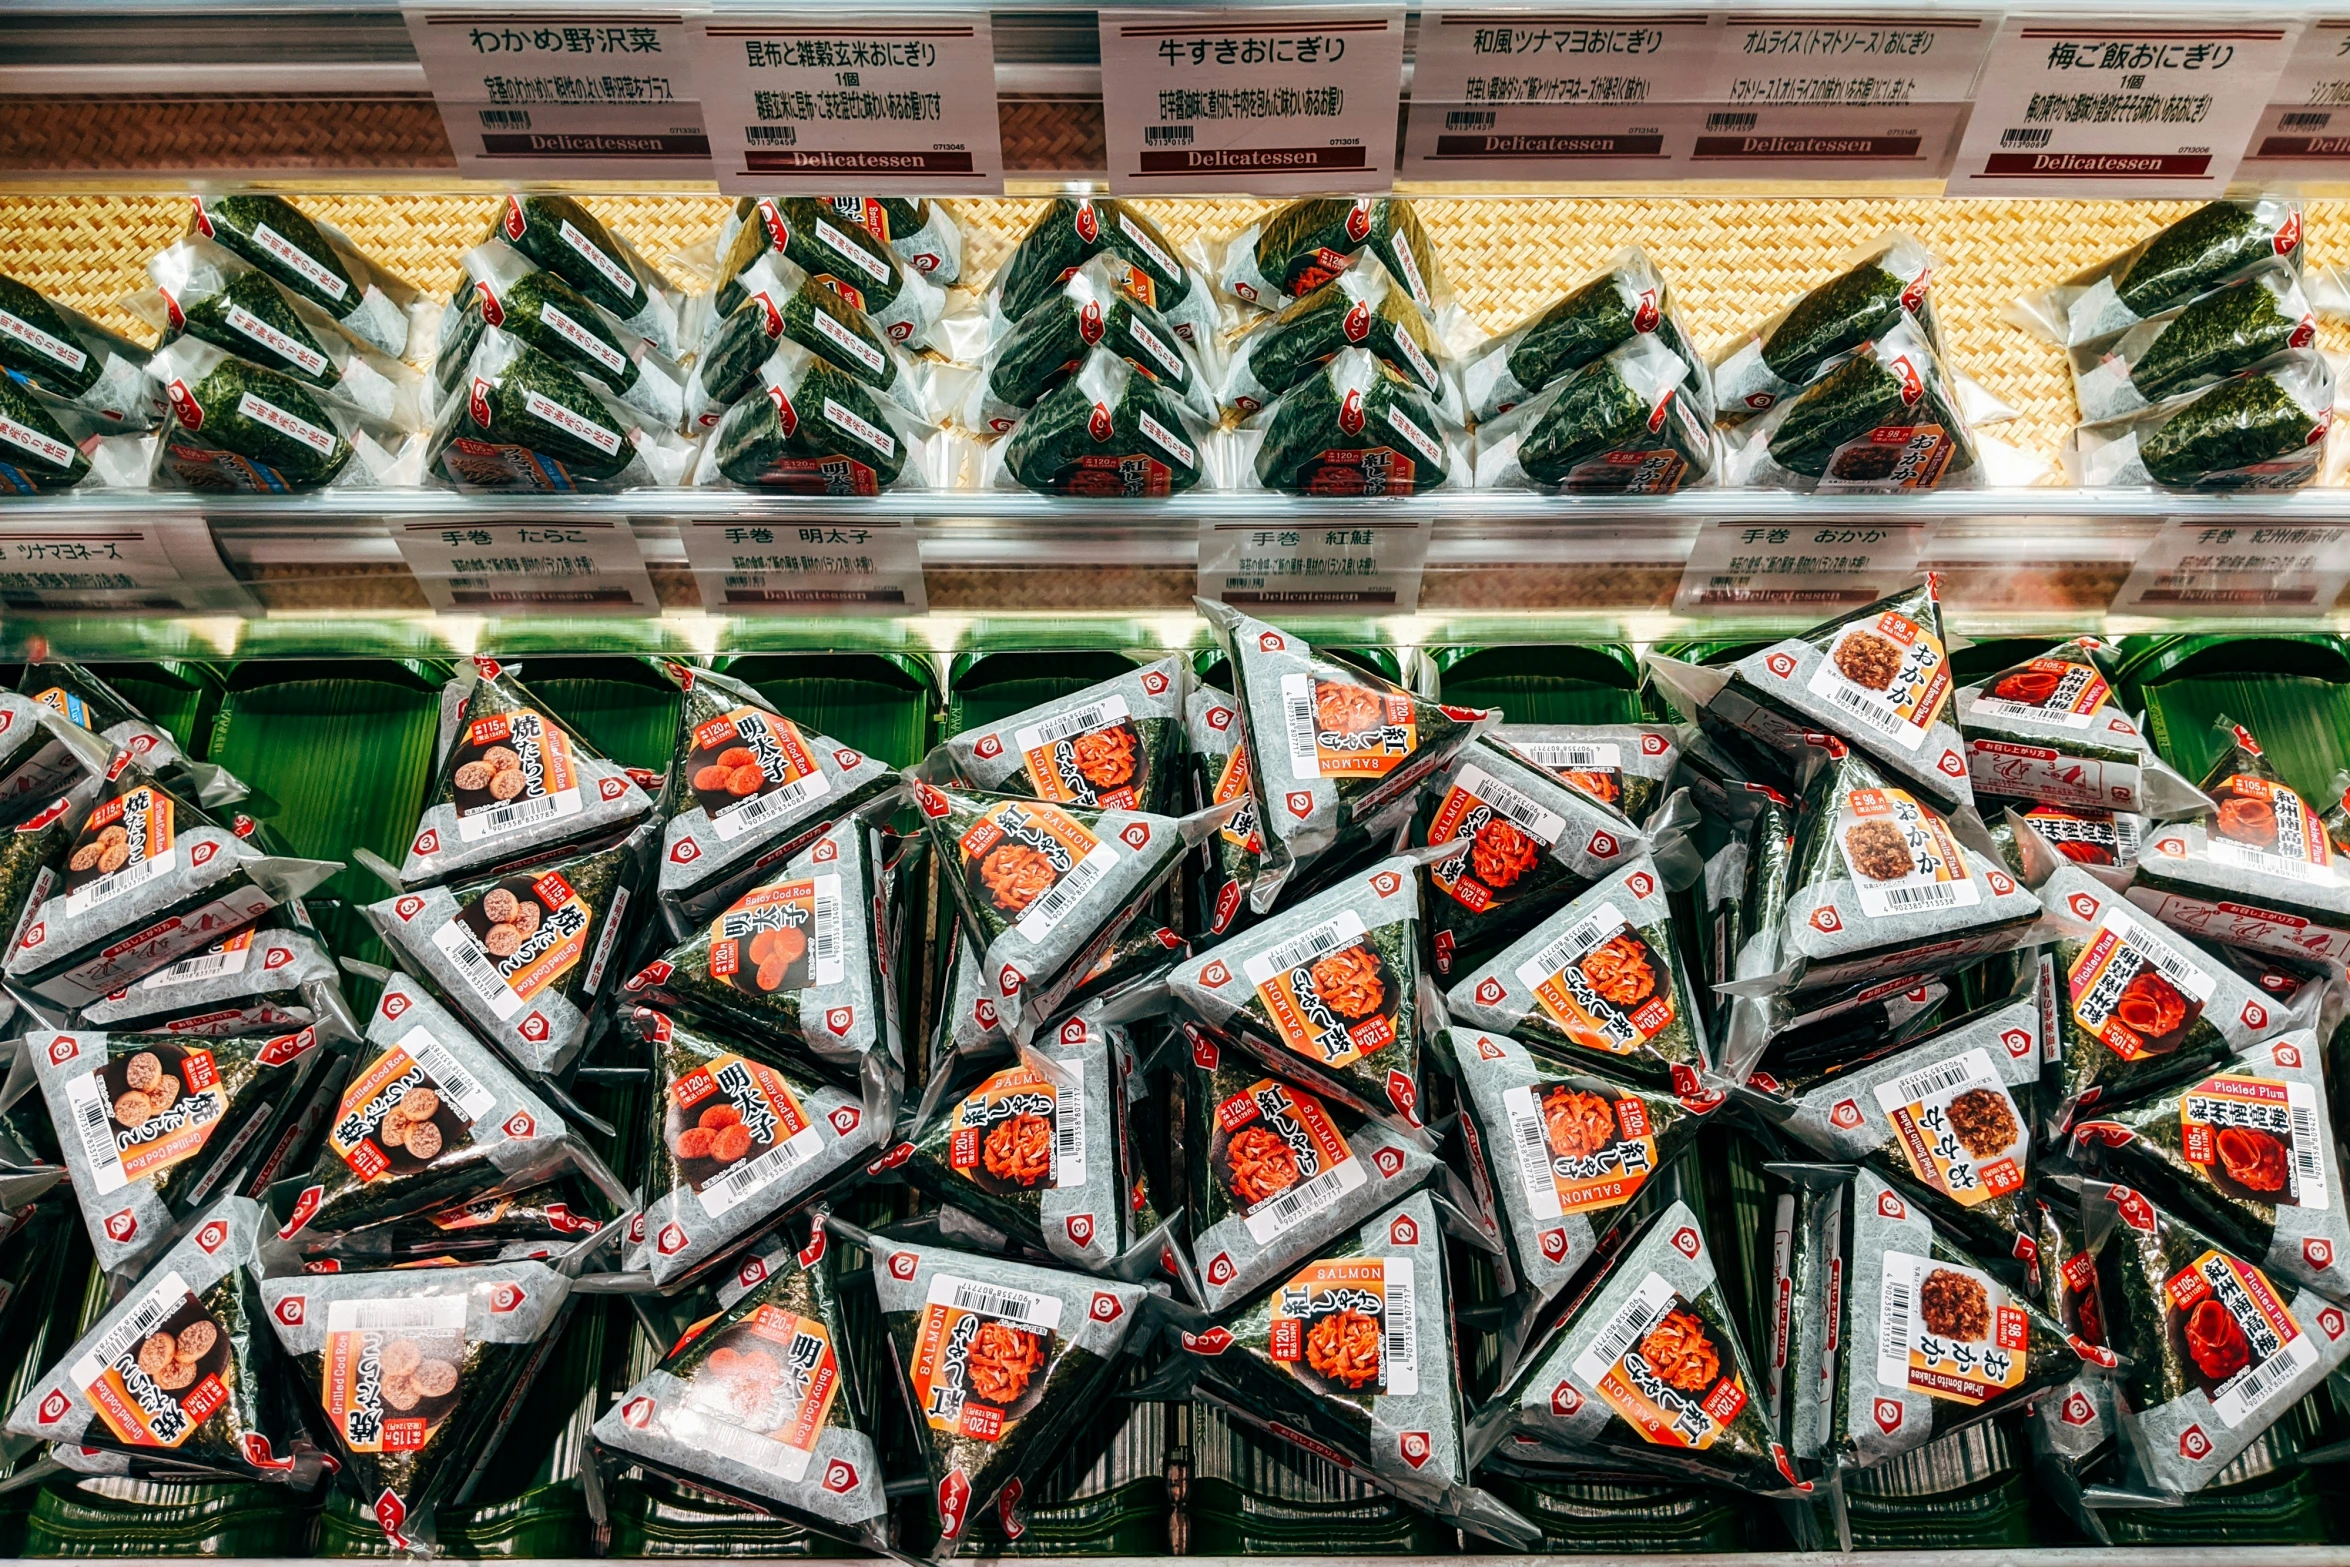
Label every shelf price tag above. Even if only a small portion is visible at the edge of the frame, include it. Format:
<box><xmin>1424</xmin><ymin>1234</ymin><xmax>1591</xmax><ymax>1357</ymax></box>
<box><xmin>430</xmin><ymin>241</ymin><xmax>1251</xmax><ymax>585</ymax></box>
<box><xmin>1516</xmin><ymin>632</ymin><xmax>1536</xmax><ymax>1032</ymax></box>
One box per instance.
<box><xmin>692</xmin><ymin>12</ymin><xmax>1005</xmax><ymax>192</ymax></box>
<box><xmin>393</xmin><ymin>517</ymin><xmax>659</xmax><ymax>615</ymax></box>
<box><xmin>402</xmin><ymin>9</ymin><xmax>712</xmax><ymax>181</ymax></box>
<box><xmin>2112</xmin><ymin>518</ymin><xmax>2350</xmax><ymax>617</ymax></box>
<box><xmin>0</xmin><ymin>518</ymin><xmax>254</xmax><ymax>617</ymax></box>
<box><xmin>1099</xmin><ymin>7</ymin><xmax>1406</xmax><ymax>194</ymax></box>
<box><xmin>2238</xmin><ymin>20</ymin><xmax>2350</xmax><ymax>183</ymax></box>
<box><xmin>678</xmin><ymin>517</ymin><xmax>925</xmax><ymax>615</ymax></box>
<box><xmin>1947</xmin><ymin>15</ymin><xmax>2301</xmax><ymax>196</ymax></box>
<box><xmin>1198</xmin><ymin>518</ymin><xmax>1428</xmax><ymax>612</ymax></box>
<box><xmin>1401</xmin><ymin>9</ymin><xmax>1716</xmax><ymax>182</ymax></box>
<box><xmin>1673</xmin><ymin>517</ymin><xmax>1933</xmax><ymax>615</ymax></box>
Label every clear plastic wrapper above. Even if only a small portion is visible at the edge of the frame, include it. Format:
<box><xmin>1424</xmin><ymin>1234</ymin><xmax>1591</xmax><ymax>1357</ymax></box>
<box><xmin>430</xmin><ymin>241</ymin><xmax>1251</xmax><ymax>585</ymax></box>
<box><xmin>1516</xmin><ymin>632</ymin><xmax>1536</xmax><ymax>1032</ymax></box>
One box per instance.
<box><xmin>1472</xmin><ymin>1196</ymin><xmax>1808</xmax><ymax>1500</ymax></box>
<box><xmin>1244</xmin><ymin>347</ymin><xmax>1459</xmax><ymax>496</ymax></box>
<box><xmin>1474</xmin><ymin>335</ymin><xmax>1715</xmax><ymax>493</ymax></box>
<box><xmin>991</xmin><ymin>348</ymin><xmax>1209</xmax><ymax>498</ymax></box>
<box><xmin>621</xmin><ymin>824</ymin><xmax>897</xmax><ymax>1091</ymax></box>
<box><xmin>9</xmin><ymin>1022</ymin><xmax>333</xmax><ymax>1274</ymax></box>
<box><xmin>1223</xmin><ymin>254</ymin><xmax>1455</xmax><ymax>423</ymax></box>
<box><xmin>362</xmin><ymin>819</ymin><xmax>656</xmax><ymax>1078</ymax></box>
<box><xmin>1178</xmin><ymin>1017</ymin><xmax>1438</xmax><ymax>1315</ymax></box>
<box><xmin>189</xmin><ymin>194</ymin><xmax>423</xmax><ymax>359</ymax></box>
<box><xmin>710</xmin><ymin>197</ymin><xmax>943</xmax><ymax>353</ymax></box>
<box><xmin>1733</xmin><ymin>970</ymin><xmax>2047</xmax><ymax>1271</ymax></box>
<box><xmin>1200</xmin><ymin>601</ymin><xmax>1486</xmax><ymax>907</ymax></box>
<box><xmin>455</xmin><ymin>239</ymin><xmax>682</xmax><ymax>429</ymax></box>
<box><xmin>1989</xmin><ymin>802</ymin><xmax>2144</xmax><ymax>893</ymax></box>
<box><xmin>1730</xmin><ymin>316</ymin><xmax>1980</xmax><ymax>492</ymax></box>
<box><xmin>619</xmin><ymin>1005</ymin><xmax>889</xmax><ymax>1289</ymax></box>
<box><xmin>1214</xmin><ymin>198</ymin><xmax>1445</xmax><ymax>321</ymax></box>
<box><xmin>0</xmin><ymin>271</ymin><xmax>157</xmax><ymax>430</ymax></box>
<box><xmin>1180</xmin><ymin>1190</ymin><xmax>1539</xmax><ymax>1547</ymax></box>
<box><xmin>897</xmin><ymin>1006</ymin><xmax>1167</xmax><ymax>1278</ymax></box>
<box><xmin>263</xmin><ymin>1257</ymin><xmax>577</xmax><ymax>1554</ymax></box>
<box><xmin>0</xmin><ymin>779</ymin><xmax>101</xmax><ymax>1033</ymax></box>
<box><xmin>1408</xmin><ymin>733</ymin><xmax>1650</xmax><ymax>980</ymax></box>
<box><xmin>965</xmin><ymin>254</ymin><xmax>1213</xmax><ymax>436</ymax></box>
<box><xmin>138</xmin><ymin>236</ymin><xmax>425</xmax><ymax>430</ymax></box>
<box><xmin>1167</xmin><ymin>855</ymin><xmax>1434</xmax><ymax>1133</ymax></box>
<box><xmin>2071</xmin><ymin>1030</ymin><xmax>2350</xmax><ymax>1299</ymax></box>
<box><xmin>1444</xmin><ymin>855</ymin><xmax>1713</xmax><ymax>1103</ymax></box>
<box><xmin>2068</xmin><ymin>350</ymin><xmax>2334</xmax><ymax>491</ymax></box>
<box><xmin>147</xmin><ymin>335</ymin><xmax>412</xmax><ymax>493</ymax></box>
<box><xmin>262</xmin><ymin>972</ymin><xmax>618</xmax><ymax>1248</ymax></box>
<box><xmin>1492</xmin><ymin>723</ymin><xmax>1681</xmax><ymax>829</ymax></box>
<box><xmin>18</xmin><ymin>659</ymin><xmax>240</xmax><ymax>811</ymax></box>
<box><xmin>0</xmin><ymin>376</ymin><xmax>124</xmax><ymax>493</ymax></box>
<box><xmin>989</xmin><ymin>199</ymin><xmax>1221</xmax><ymax>353</ymax></box>
<box><xmin>0</xmin><ymin>696</ymin><xmax>103</xmax><ymax>826</ymax></box>
<box><xmin>2128</xmin><ymin>717</ymin><xmax>2350</xmax><ymax>966</ymax></box>
<box><xmin>696</xmin><ymin>337</ymin><xmax>942</xmax><ymax>494</ymax></box>
<box><xmin>648</xmin><ymin>661</ymin><xmax>899</xmax><ymax>936</ymax></box>
<box><xmin>1644</xmin><ymin>579</ymin><xmax>1973</xmax><ymax>815</ymax></box>
<box><xmin>856</xmin><ymin>1224</ymin><xmax>1159</xmax><ymax>1561</ymax></box>
<box><xmin>684</xmin><ymin>249</ymin><xmax>924</xmax><ymax>433</ymax></box>
<box><xmin>397</xmin><ymin>657</ymin><xmax>653</xmax><ymax>891</ymax></box>
<box><xmin>591</xmin><ymin>1214</ymin><xmax>890</xmax><ymax>1550</ymax></box>
<box><xmin>492</xmin><ymin>194</ymin><xmax>682</xmax><ymax>359</ymax></box>
<box><xmin>290</xmin><ymin>1173</ymin><xmax>614</xmax><ymax>1270</ymax></box>
<box><xmin>1460</xmin><ymin>246</ymin><xmax>1704</xmax><ymax>424</ymax></box>
<box><xmin>2083</xmin><ymin>1177</ymin><xmax>2349</xmax><ymax>1496</ymax></box>
<box><xmin>925</xmin><ymin>655</ymin><xmax>1191</xmax><ymax>819</ymax></box>
<box><xmin>1955</xmin><ymin>637</ymin><xmax>2204</xmax><ymax>816</ymax></box>
<box><xmin>4</xmin><ymin>1196</ymin><xmax>312</xmax><ymax>1482</ymax></box>
<box><xmin>1185</xmin><ymin>683</ymin><xmax>1265</xmax><ymax>941</ymax></box>
<box><xmin>429</xmin><ymin>330</ymin><xmax>694</xmax><ymax>492</ymax></box>
<box><xmin>2012</xmin><ymin>196</ymin><xmax>2305</xmax><ymax>348</ymax></box>
<box><xmin>2069</xmin><ymin>260</ymin><xmax>2316</xmax><ymax>423</ymax></box>
<box><xmin>861</xmin><ymin>196</ymin><xmax>963</xmax><ymax>285</ymax></box>
<box><xmin>1438</xmin><ymin>1026</ymin><xmax>1702</xmax><ymax>1350</ymax></box>
<box><xmin>5</xmin><ymin>755</ymin><xmax>338</xmax><ymax>1010</ymax></box>
<box><xmin>1710</xmin><ymin>233</ymin><xmax>1938</xmax><ymax>418</ymax></box>
<box><xmin>2027</xmin><ymin>1194</ymin><xmax>2118</xmax><ymax>1539</ymax></box>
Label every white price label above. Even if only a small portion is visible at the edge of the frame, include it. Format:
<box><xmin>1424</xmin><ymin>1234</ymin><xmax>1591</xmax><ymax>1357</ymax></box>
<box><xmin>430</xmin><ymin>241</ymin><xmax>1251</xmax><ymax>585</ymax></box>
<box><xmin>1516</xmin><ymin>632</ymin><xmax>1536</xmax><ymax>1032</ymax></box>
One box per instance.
<box><xmin>1403</xmin><ymin>9</ymin><xmax>1714</xmax><ymax>181</ymax></box>
<box><xmin>0</xmin><ymin>518</ymin><xmax>254</xmax><ymax>616</ymax></box>
<box><xmin>1198</xmin><ymin>518</ymin><xmax>1428</xmax><ymax>612</ymax></box>
<box><xmin>1673</xmin><ymin>518</ymin><xmax>1932</xmax><ymax>615</ymax></box>
<box><xmin>678</xmin><ymin>516</ymin><xmax>925</xmax><ymax>616</ymax></box>
<box><xmin>403</xmin><ymin>9</ymin><xmax>712</xmax><ymax>181</ymax></box>
<box><xmin>393</xmin><ymin>517</ymin><xmax>658</xmax><ymax>615</ymax></box>
<box><xmin>1099</xmin><ymin>7</ymin><xmax>1405</xmax><ymax>194</ymax></box>
<box><xmin>2112</xmin><ymin>519</ymin><xmax>2350</xmax><ymax>617</ymax></box>
<box><xmin>1948</xmin><ymin>16</ymin><xmax>2301</xmax><ymax>195</ymax></box>
<box><xmin>2239</xmin><ymin>20</ymin><xmax>2350</xmax><ymax>179</ymax></box>
<box><xmin>693</xmin><ymin>13</ymin><xmax>1005</xmax><ymax>193</ymax></box>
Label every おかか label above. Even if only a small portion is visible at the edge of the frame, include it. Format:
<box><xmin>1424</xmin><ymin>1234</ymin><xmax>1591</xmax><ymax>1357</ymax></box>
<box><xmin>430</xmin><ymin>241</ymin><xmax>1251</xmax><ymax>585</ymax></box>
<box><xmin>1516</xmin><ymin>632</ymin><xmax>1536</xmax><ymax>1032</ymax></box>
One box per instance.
<box><xmin>451</xmin><ymin>709</ymin><xmax>580</xmax><ymax>843</ymax></box>
<box><xmin>667</xmin><ymin>1052</ymin><xmax>821</xmax><ymax>1219</ymax></box>
<box><xmin>1836</xmin><ymin>788</ymin><xmax>1979</xmax><ymax>920</ymax></box>
<box><xmin>64</xmin><ymin>1042</ymin><xmax>225</xmax><ymax>1197</ymax></box>
<box><xmin>1012</xmin><ymin>696</ymin><xmax>1147</xmax><ymax>811</ymax></box>
<box><xmin>327</xmin><ymin>1026</ymin><xmax>497</xmax><ymax>1181</ymax></box>
<box><xmin>1426</xmin><ymin>764</ymin><xmax>1567</xmax><ymax>913</ymax></box>
<box><xmin>2068</xmin><ymin>904</ymin><xmax>2215</xmax><ymax>1061</ymax></box>
<box><xmin>1242</xmin><ymin>910</ymin><xmax>1396</xmax><ymax>1070</ymax></box>
<box><xmin>1805</xmin><ymin>611</ymin><xmax>1949</xmax><ymax>752</ymax></box>
<box><xmin>1281</xmin><ymin>673</ymin><xmax>1418</xmax><ymax>779</ymax></box>
<box><xmin>1502</xmin><ymin>1081</ymin><xmax>1658</xmax><ymax>1220</ymax></box>
<box><xmin>688</xmin><ymin>710</ymin><xmax>832</xmax><ymax>844</ymax></box>
<box><xmin>1871</xmin><ymin>1049</ymin><xmax>2024</xmax><ymax>1208</ymax></box>
<box><xmin>1515</xmin><ymin>904</ymin><xmax>1676</xmax><ymax>1055</ymax></box>
<box><xmin>1269</xmin><ymin>1256</ymin><xmax>1417</xmax><ymax>1398</ymax></box>
<box><xmin>1876</xmin><ymin>1251</ymin><xmax>2028</xmax><ymax>1406</ymax></box>
<box><xmin>1214</xmin><ymin>1077</ymin><xmax>1364</xmax><ymax>1244</ymax></box>
<box><xmin>2168</xmin><ymin>1248</ymin><xmax>2316</xmax><ymax>1427</ymax></box>
<box><xmin>69</xmin><ymin>1272</ymin><xmax>228</xmax><ymax>1448</ymax></box>
<box><xmin>1573</xmin><ymin>1271</ymin><xmax>1748</xmax><ymax>1450</ymax></box>
<box><xmin>322</xmin><ymin>1295</ymin><xmax>467</xmax><ymax>1454</ymax></box>
<box><xmin>909</xmin><ymin>1273</ymin><xmax>1062</xmax><ymax>1441</ymax></box>
<box><xmin>2181</xmin><ymin>1074</ymin><xmax>2327</xmax><ymax>1210</ymax></box>
<box><xmin>950</xmin><ymin>1063</ymin><xmax>1086</xmax><ymax>1192</ymax></box>
<box><xmin>673</xmin><ymin>1304</ymin><xmax>841</xmax><ymax>1481</ymax></box>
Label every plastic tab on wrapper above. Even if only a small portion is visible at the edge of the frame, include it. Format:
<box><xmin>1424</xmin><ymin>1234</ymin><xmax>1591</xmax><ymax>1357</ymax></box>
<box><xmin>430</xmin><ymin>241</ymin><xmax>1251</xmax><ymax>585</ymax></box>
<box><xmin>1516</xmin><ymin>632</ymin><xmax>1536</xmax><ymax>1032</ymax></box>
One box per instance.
<box><xmin>2009</xmin><ymin>196</ymin><xmax>2304</xmax><ymax>349</ymax></box>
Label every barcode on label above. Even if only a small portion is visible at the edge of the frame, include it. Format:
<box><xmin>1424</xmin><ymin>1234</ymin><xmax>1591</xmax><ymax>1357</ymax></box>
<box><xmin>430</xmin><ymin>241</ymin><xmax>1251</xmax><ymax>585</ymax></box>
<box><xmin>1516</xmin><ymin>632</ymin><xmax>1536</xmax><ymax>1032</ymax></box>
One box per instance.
<box><xmin>1885</xmin><ymin>1053</ymin><xmax>1980</xmax><ymax>1105</ymax></box>
<box><xmin>811</xmin><ymin>878</ymin><xmax>842</xmax><ymax>975</ymax></box>
<box><xmin>947</xmin><ymin>1278</ymin><xmax>1058</xmax><ymax>1329</ymax></box>
<box><xmin>1880</xmin><ymin>1274</ymin><xmax>1913</xmax><ymax>1366</ymax></box>
<box><xmin>1445</xmin><ymin>110</ymin><xmax>1496</xmax><ymax>130</ymax></box>
<box><xmin>478</xmin><ymin>109</ymin><xmax>531</xmax><ymax>128</ymax></box>
<box><xmin>1522</xmin><ymin>741</ymin><xmax>1619</xmax><ymax>772</ymax></box>
<box><xmin>2220</xmin><ymin>1343</ymin><xmax>2308</xmax><ymax>1424</ymax></box>
<box><xmin>2292</xmin><ymin>1101</ymin><xmax>2327</xmax><ymax>1200</ymax></box>
<box><xmin>1381</xmin><ymin>1260</ymin><xmax>1418</xmax><ymax>1395</ymax></box>
<box><xmin>1245</xmin><ymin>1158</ymin><xmax>1358</xmax><ymax>1243</ymax></box>
<box><xmin>75</xmin><ymin>1083</ymin><xmax>119</xmax><ymax>1171</ymax></box>
<box><xmin>1285</xmin><ymin>684</ymin><xmax>1318</xmax><ymax>769</ymax></box>
<box><xmin>1824</xmin><ymin>679</ymin><xmax>1905</xmax><ymax>738</ymax></box>
<box><xmin>1876</xmin><ymin>880</ymin><xmax>1962</xmax><ymax>912</ymax></box>
<box><xmin>439</xmin><ymin>922</ymin><xmax>522</xmax><ymax>1020</ymax></box>
<box><xmin>458</xmin><ymin>786</ymin><xmax>577</xmax><ymax>843</ymax></box>
<box><xmin>1259</xmin><ymin>916</ymin><xmax>1355</xmax><ymax>978</ymax></box>
<box><xmin>746</xmin><ymin>125</ymin><xmax>798</xmax><ymax>145</ymax></box>
<box><xmin>2104</xmin><ymin>908</ymin><xmax>2212</xmax><ymax>1000</ymax></box>
<box><xmin>2001</xmin><ymin>127</ymin><xmax>2053</xmax><ymax>148</ymax></box>
<box><xmin>1144</xmin><ymin>125</ymin><xmax>1194</xmax><ymax>145</ymax></box>
<box><xmin>2209</xmin><ymin>838</ymin><xmax>2338</xmax><ymax>887</ymax></box>
<box><xmin>1015</xmin><ymin>843</ymin><xmax>1114</xmax><ymax>942</ymax></box>
<box><xmin>1577</xmin><ymin>1272</ymin><xmax>1676</xmax><ymax>1385</ymax></box>
<box><xmin>1520</xmin><ymin>904</ymin><xmax>1629</xmax><ymax>991</ymax></box>
<box><xmin>93</xmin><ymin>1273</ymin><xmax>191</xmax><ymax>1366</ymax></box>
<box><xmin>64</xmin><ymin>847</ymin><xmax>174</xmax><ymax>918</ymax></box>
<box><xmin>2283</xmin><ymin>111</ymin><xmax>2333</xmax><ymax>130</ymax></box>
<box><xmin>1510</xmin><ymin>1100</ymin><xmax>1558</xmax><ymax>1210</ymax></box>
<box><xmin>702</xmin><ymin>1131</ymin><xmax>811</xmax><ymax>1214</ymax></box>
<box><xmin>711</xmin><ymin>769</ymin><xmax>828</xmax><ymax>843</ymax></box>
<box><xmin>1706</xmin><ymin>112</ymin><xmax>1758</xmax><ymax>131</ymax></box>
<box><xmin>1021</xmin><ymin>700</ymin><xmax>1124</xmax><ymax>752</ymax></box>
<box><xmin>668</xmin><ymin>1402</ymin><xmax>809</xmax><ymax>1480</ymax></box>
<box><xmin>1053</xmin><ymin>1084</ymin><xmax>1087</xmax><ymax>1189</ymax></box>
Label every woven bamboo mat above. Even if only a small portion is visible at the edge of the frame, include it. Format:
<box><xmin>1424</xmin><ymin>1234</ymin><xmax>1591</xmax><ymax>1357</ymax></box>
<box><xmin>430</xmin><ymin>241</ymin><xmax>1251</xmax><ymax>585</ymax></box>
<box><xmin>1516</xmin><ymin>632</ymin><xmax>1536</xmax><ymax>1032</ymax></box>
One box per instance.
<box><xmin>6</xmin><ymin>189</ymin><xmax>2348</xmax><ymax>462</ymax></box>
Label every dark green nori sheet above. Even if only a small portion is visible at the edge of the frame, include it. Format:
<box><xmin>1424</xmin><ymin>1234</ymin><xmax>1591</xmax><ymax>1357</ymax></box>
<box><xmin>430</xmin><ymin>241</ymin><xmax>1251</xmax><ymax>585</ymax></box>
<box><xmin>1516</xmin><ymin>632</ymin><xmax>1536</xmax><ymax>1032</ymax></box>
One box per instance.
<box><xmin>1759</xmin><ymin>249</ymin><xmax>1936</xmax><ymax>386</ymax></box>
<box><xmin>2138</xmin><ymin>369</ymin><xmax>2322</xmax><ymax>487</ymax></box>
<box><xmin>194</xmin><ymin>195</ymin><xmax>363</xmax><ymax>322</ymax></box>
<box><xmin>484</xmin><ymin>267</ymin><xmax>643</xmax><ymax>396</ymax></box>
<box><xmin>1246</xmin><ymin>199</ymin><xmax>1439</xmax><ymax>310</ymax></box>
<box><xmin>715</xmin><ymin>198</ymin><xmax>904</xmax><ymax>322</ymax></box>
<box><xmin>435</xmin><ymin>345</ymin><xmax>636</xmax><ymax>487</ymax></box>
<box><xmin>1514</xmin><ymin>359</ymin><xmax>1710</xmax><ymax>491</ymax></box>
<box><xmin>1765</xmin><ymin>339</ymin><xmax>1972</xmax><ymax>484</ymax></box>
<box><xmin>1502</xmin><ymin>269</ymin><xmax>1700</xmax><ymax>401</ymax></box>
<box><xmin>0</xmin><ymin>273</ymin><xmax>106</xmax><ymax>399</ymax></box>
<box><xmin>1235</xmin><ymin>267</ymin><xmax>1443</xmax><ymax>409</ymax></box>
<box><xmin>987</xmin><ymin>285</ymin><xmax>1196</xmax><ymax>417</ymax></box>
<box><xmin>162</xmin><ymin>354</ymin><xmax>353</xmax><ymax>490</ymax></box>
<box><xmin>711</xmin><ymin>356</ymin><xmax>907</xmax><ymax>493</ymax></box>
<box><xmin>1003</xmin><ymin>359</ymin><xmax>1201</xmax><ymax>497</ymax></box>
<box><xmin>168</xmin><ymin>269</ymin><xmax>342</xmax><ymax>391</ymax></box>
<box><xmin>0</xmin><ymin>374</ymin><xmax>91</xmax><ymax>492</ymax></box>
<box><xmin>2129</xmin><ymin>277</ymin><xmax>2309</xmax><ymax>405</ymax></box>
<box><xmin>703</xmin><ymin>277</ymin><xmax>896</xmax><ymax>414</ymax></box>
<box><xmin>2116</xmin><ymin>202</ymin><xmax>2289</xmax><ymax>320</ymax></box>
<box><xmin>1252</xmin><ymin>357</ymin><xmax>1451</xmax><ymax>496</ymax></box>
<box><xmin>994</xmin><ymin>200</ymin><xmax>1193</xmax><ymax>326</ymax></box>
<box><xmin>498</xmin><ymin>194</ymin><xmax>651</xmax><ymax>323</ymax></box>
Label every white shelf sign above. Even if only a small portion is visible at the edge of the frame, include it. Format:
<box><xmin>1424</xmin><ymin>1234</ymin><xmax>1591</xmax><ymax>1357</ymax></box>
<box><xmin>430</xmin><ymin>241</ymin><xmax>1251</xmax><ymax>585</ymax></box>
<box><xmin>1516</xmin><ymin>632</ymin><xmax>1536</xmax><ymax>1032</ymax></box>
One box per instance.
<box><xmin>2113</xmin><ymin>519</ymin><xmax>2350</xmax><ymax>617</ymax></box>
<box><xmin>1948</xmin><ymin>15</ymin><xmax>2301</xmax><ymax>196</ymax></box>
<box><xmin>1402</xmin><ymin>9</ymin><xmax>1715</xmax><ymax>181</ymax></box>
<box><xmin>1674</xmin><ymin>518</ymin><xmax>1933</xmax><ymax>615</ymax></box>
<box><xmin>692</xmin><ymin>12</ymin><xmax>1004</xmax><ymax>193</ymax></box>
<box><xmin>0</xmin><ymin>518</ymin><xmax>253</xmax><ymax>617</ymax></box>
<box><xmin>1099</xmin><ymin>7</ymin><xmax>1406</xmax><ymax>195</ymax></box>
<box><xmin>678</xmin><ymin>517</ymin><xmax>925</xmax><ymax>615</ymax></box>
<box><xmin>394</xmin><ymin>517</ymin><xmax>659</xmax><ymax>615</ymax></box>
<box><xmin>1198</xmin><ymin>519</ymin><xmax>1429</xmax><ymax>612</ymax></box>
<box><xmin>2238</xmin><ymin>19</ymin><xmax>2350</xmax><ymax>182</ymax></box>
<box><xmin>403</xmin><ymin>9</ymin><xmax>712</xmax><ymax>181</ymax></box>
